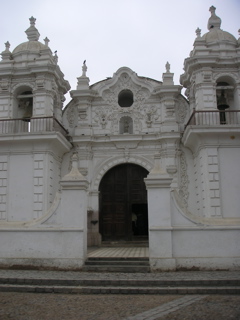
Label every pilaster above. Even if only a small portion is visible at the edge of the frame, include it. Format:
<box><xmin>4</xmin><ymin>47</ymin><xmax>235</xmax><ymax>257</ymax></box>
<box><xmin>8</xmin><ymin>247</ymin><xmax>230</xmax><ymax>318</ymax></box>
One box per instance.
<box><xmin>60</xmin><ymin>154</ymin><xmax>89</xmax><ymax>260</ymax></box>
<box><xmin>144</xmin><ymin>156</ymin><xmax>175</xmax><ymax>270</ymax></box>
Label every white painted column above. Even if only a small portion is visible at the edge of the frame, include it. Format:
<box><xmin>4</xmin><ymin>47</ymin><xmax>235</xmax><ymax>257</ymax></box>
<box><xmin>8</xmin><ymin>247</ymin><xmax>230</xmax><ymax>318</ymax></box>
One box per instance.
<box><xmin>144</xmin><ymin>156</ymin><xmax>175</xmax><ymax>270</ymax></box>
<box><xmin>60</xmin><ymin>154</ymin><xmax>89</xmax><ymax>264</ymax></box>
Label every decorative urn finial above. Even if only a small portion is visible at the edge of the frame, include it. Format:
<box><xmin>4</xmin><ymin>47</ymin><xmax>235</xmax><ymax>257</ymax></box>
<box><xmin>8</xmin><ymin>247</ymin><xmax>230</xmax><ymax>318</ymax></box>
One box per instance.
<box><xmin>44</xmin><ymin>37</ymin><xmax>50</xmax><ymax>47</ymax></box>
<box><xmin>25</xmin><ymin>16</ymin><xmax>40</xmax><ymax>41</ymax></box>
<box><xmin>207</xmin><ymin>6</ymin><xmax>221</xmax><ymax>30</ymax></box>
<box><xmin>195</xmin><ymin>27</ymin><xmax>201</xmax><ymax>38</ymax></box>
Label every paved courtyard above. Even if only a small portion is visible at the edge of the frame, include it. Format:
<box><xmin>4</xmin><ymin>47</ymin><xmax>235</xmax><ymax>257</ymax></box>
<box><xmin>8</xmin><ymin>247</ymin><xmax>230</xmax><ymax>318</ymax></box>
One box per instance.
<box><xmin>0</xmin><ymin>292</ymin><xmax>239</xmax><ymax>320</ymax></box>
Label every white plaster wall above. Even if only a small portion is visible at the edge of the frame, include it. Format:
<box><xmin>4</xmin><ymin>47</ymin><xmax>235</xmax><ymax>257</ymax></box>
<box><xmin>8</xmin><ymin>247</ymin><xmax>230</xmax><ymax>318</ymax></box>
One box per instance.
<box><xmin>0</xmin><ymin>230</ymin><xmax>86</xmax><ymax>269</ymax></box>
<box><xmin>179</xmin><ymin>147</ymin><xmax>198</xmax><ymax>217</ymax></box>
<box><xmin>219</xmin><ymin>147</ymin><xmax>240</xmax><ymax>218</ymax></box>
<box><xmin>8</xmin><ymin>154</ymin><xmax>34</xmax><ymax>221</ymax></box>
<box><xmin>172</xmin><ymin>229</ymin><xmax>240</xmax><ymax>258</ymax></box>
<box><xmin>151</xmin><ymin>228</ymin><xmax>240</xmax><ymax>271</ymax></box>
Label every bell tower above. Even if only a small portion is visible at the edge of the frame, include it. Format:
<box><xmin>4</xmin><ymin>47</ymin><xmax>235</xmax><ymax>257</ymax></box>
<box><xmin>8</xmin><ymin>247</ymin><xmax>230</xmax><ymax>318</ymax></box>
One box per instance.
<box><xmin>181</xmin><ymin>7</ymin><xmax>240</xmax><ymax>218</ymax></box>
<box><xmin>0</xmin><ymin>17</ymin><xmax>72</xmax><ymax>221</ymax></box>
<box><xmin>180</xmin><ymin>6</ymin><xmax>240</xmax><ymax>115</ymax></box>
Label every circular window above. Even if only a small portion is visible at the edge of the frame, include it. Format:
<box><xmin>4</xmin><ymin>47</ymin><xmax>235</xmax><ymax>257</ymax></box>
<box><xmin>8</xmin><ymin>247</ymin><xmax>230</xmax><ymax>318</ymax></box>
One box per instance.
<box><xmin>118</xmin><ymin>90</ymin><xmax>134</xmax><ymax>108</ymax></box>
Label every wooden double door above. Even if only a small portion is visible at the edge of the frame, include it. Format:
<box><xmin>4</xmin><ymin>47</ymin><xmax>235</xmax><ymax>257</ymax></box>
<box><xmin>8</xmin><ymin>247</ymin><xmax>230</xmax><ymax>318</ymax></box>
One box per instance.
<box><xmin>99</xmin><ymin>164</ymin><xmax>148</xmax><ymax>241</ymax></box>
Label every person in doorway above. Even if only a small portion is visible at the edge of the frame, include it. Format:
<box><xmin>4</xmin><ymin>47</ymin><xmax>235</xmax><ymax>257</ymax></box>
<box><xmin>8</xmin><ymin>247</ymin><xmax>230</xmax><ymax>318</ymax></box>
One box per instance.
<box><xmin>132</xmin><ymin>212</ymin><xmax>137</xmax><ymax>235</ymax></box>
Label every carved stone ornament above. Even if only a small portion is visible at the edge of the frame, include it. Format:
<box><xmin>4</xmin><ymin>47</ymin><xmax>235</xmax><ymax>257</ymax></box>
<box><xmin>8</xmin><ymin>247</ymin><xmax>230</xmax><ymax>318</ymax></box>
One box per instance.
<box><xmin>179</xmin><ymin>151</ymin><xmax>189</xmax><ymax>207</ymax></box>
<box><xmin>165</xmin><ymin>101</ymin><xmax>175</xmax><ymax>118</ymax></box>
<box><xmin>66</xmin><ymin>104</ymin><xmax>76</xmax><ymax>128</ymax></box>
<box><xmin>176</xmin><ymin>100</ymin><xmax>187</xmax><ymax>124</ymax></box>
<box><xmin>94</xmin><ymin>107</ymin><xmax>110</xmax><ymax>129</ymax></box>
<box><xmin>145</xmin><ymin>106</ymin><xmax>159</xmax><ymax>128</ymax></box>
<box><xmin>0</xmin><ymin>79</ymin><xmax>10</xmax><ymax>91</ymax></box>
<box><xmin>78</xmin><ymin>109</ymin><xmax>87</xmax><ymax>120</ymax></box>
<box><xmin>36</xmin><ymin>78</ymin><xmax>45</xmax><ymax>88</ymax></box>
<box><xmin>96</xmin><ymin>69</ymin><xmax>153</xmax><ymax>134</ymax></box>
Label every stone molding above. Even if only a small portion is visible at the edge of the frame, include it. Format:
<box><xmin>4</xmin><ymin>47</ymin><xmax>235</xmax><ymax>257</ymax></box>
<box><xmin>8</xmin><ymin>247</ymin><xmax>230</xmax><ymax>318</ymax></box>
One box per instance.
<box><xmin>92</xmin><ymin>155</ymin><xmax>153</xmax><ymax>190</ymax></box>
<box><xmin>144</xmin><ymin>175</ymin><xmax>172</xmax><ymax>189</ymax></box>
<box><xmin>172</xmin><ymin>190</ymin><xmax>240</xmax><ymax>226</ymax></box>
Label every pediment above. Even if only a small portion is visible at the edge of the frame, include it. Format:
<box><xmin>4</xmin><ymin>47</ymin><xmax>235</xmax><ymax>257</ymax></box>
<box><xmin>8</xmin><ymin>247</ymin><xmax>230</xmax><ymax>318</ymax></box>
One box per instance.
<box><xmin>94</xmin><ymin>67</ymin><xmax>161</xmax><ymax>107</ymax></box>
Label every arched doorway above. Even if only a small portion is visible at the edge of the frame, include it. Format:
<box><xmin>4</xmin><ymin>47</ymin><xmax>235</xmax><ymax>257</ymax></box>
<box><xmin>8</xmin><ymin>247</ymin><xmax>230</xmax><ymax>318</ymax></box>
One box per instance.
<box><xmin>99</xmin><ymin>164</ymin><xmax>149</xmax><ymax>241</ymax></box>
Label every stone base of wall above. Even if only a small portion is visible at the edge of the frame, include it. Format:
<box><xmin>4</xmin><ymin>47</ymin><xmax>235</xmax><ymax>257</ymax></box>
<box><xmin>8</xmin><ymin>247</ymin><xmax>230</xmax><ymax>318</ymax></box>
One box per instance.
<box><xmin>0</xmin><ymin>257</ymin><xmax>85</xmax><ymax>271</ymax></box>
<box><xmin>87</xmin><ymin>232</ymin><xmax>102</xmax><ymax>246</ymax></box>
<box><xmin>150</xmin><ymin>257</ymin><xmax>240</xmax><ymax>271</ymax></box>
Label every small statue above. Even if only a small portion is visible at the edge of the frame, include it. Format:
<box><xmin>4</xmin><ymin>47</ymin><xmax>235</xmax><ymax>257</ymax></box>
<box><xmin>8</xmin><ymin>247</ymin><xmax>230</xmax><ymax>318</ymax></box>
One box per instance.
<box><xmin>165</xmin><ymin>61</ymin><xmax>170</xmax><ymax>73</ymax></box>
<box><xmin>124</xmin><ymin>119</ymin><xmax>129</xmax><ymax>133</ymax></box>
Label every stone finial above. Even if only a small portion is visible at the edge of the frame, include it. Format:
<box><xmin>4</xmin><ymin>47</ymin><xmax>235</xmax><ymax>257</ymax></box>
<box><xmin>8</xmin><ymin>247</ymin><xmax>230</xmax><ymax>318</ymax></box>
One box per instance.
<box><xmin>207</xmin><ymin>6</ymin><xmax>221</xmax><ymax>30</ymax></box>
<box><xmin>4</xmin><ymin>41</ymin><xmax>10</xmax><ymax>51</ymax></box>
<box><xmin>162</xmin><ymin>61</ymin><xmax>174</xmax><ymax>85</ymax></box>
<box><xmin>44</xmin><ymin>37</ymin><xmax>50</xmax><ymax>47</ymax></box>
<box><xmin>195</xmin><ymin>27</ymin><xmax>201</xmax><ymax>38</ymax></box>
<box><xmin>29</xmin><ymin>16</ymin><xmax>36</xmax><ymax>26</ymax></box>
<box><xmin>165</xmin><ymin>61</ymin><xmax>170</xmax><ymax>73</ymax></box>
<box><xmin>76</xmin><ymin>60</ymin><xmax>90</xmax><ymax>89</ymax></box>
<box><xmin>61</xmin><ymin>154</ymin><xmax>85</xmax><ymax>181</ymax></box>
<box><xmin>53</xmin><ymin>50</ymin><xmax>58</xmax><ymax>64</ymax></box>
<box><xmin>1</xmin><ymin>41</ymin><xmax>12</xmax><ymax>60</ymax></box>
<box><xmin>25</xmin><ymin>16</ymin><xmax>40</xmax><ymax>41</ymax></box>
<box><xmin>82</xmin><ymin>60</ymin><xmax>87</xmax><ymax>76</ymax></box>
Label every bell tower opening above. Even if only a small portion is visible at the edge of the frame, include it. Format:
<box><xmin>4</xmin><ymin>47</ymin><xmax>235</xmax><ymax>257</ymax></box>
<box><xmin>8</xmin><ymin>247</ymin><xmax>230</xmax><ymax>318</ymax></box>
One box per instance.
<box><xmin>18</xmin><ymin>90</ymin><xmax>33</xmax><ymax>121</ymax></box>
<box><xmin>99</xmin><ymin>163</ymin><xmax>148</xmax><ymax>242</ymax></box>
<box><xmin>216</xmin><ymin>80</ymin><xmax>234</xmax><ymax>125</ymax></box>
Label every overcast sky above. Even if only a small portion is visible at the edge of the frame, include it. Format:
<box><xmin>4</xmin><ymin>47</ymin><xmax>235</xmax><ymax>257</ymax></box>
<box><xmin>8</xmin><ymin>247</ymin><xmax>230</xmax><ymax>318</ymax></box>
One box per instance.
<box><xmin>1</xmin><ymin>0</ymin><xmax>239</xmax><ymax>106</ymax></box>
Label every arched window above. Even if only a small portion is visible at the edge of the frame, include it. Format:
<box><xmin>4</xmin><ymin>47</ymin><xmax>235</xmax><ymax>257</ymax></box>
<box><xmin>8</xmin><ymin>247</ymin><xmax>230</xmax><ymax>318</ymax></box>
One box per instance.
<box><xmin>118</xmin><ymin>90</ymin><xmax>134</xmax><ymax>108</ymax></box>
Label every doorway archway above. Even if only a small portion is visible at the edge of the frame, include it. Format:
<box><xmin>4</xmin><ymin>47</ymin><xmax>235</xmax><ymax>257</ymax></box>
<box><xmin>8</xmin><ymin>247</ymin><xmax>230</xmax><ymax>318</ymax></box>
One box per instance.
<box><xmin>99</xmin><ymin>163</ymin><xmax>148</xmax><ymax>241</ymax></box>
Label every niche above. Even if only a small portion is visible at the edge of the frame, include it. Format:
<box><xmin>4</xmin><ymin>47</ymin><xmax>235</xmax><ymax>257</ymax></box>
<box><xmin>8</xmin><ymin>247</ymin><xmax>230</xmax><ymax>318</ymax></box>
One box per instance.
<box><xmin>119</xmin><ymin>116</ymin><xmax>133</xmax><ymax>134</ymax></box>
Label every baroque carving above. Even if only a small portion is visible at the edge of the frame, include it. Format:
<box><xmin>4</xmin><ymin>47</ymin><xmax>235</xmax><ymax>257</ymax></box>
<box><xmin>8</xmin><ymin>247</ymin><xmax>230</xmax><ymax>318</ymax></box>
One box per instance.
<box><xmin>94</xmin><ymin>106</ymin><xmax>110</xmax><ymax>129</ymax></box>
<box><xmin>176</xmin><ymin>100</ymin><xmax>187</xmax><ymax>124</ymax></box>
<box><xmin>94</xmin><ymin>71</ymin><xmax>156</xmax><ymax>133</ymax></box>
<box><xmin>0</xmin><ymin>79</ymin><xmax>10</xmax><ymax>91</ymax></box>
<box><xmin>145</xmin><ymin>106</ymin><xmax>159</xmax><ymax>128</ymax></box>
<box><xmin>179</xmin><ymin>151</ymin><xmax>189</xmax><ymax>207</ymax></box>
<box><xmin>66</xmin><ymin>104</ymin><xmax>75</xmax><ymax>128</ymax></box>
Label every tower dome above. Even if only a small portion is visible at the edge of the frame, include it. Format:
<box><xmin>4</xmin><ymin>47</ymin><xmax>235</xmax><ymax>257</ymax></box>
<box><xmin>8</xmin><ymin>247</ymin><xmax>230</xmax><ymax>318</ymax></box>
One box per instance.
<box><xmin>12</xmin><ymin>17</ymin><xmax>50</xmax><ymax>60</ymax></box>
<box><xmin>12</xmin><ymin>41</ymin><xmax>47</xmax><ymax>55</ymax></box>
<box><xmin>201</xmin><ymin>6</ymin><xmax>237</xmax><ymax>46</ymax></box>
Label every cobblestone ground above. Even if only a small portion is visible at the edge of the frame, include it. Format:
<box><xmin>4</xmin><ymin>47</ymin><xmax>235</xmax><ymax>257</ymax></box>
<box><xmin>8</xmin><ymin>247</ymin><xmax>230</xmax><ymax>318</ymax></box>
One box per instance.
<box><xmin>0</xmin><ymin>293</ymin><xmax>239</xmax><ymax>320</ymax></box>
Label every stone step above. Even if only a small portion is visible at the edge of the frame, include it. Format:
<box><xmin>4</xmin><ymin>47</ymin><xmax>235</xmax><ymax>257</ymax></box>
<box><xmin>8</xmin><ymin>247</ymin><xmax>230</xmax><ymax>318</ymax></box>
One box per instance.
<box><xmin>85</xmin><ymin>260</ymin><xmax>149</xmax><ymax>266</ymax></box>
<box><xmin>87</xmin><ymin>257</ymin><xmax>149</xmax><ymax>261</ymax></box>
<box><xmin>82</xmin><ymin>265</ymin><xmax>151</xmax><ymax>273</ymax></box>
<box><xmin>0</xmin><ymin>278</ymin><xmax>239</xmax><ymax>288</ymax></box>
<box><xmin>0</xmin><ymin>284</ymin><xmax>239</xmax><ymax>294</ymax></box>
<box><xmin>83</xmin><ymin>257</ymin><xmax>151</xmax><ymax>272</ymax></box>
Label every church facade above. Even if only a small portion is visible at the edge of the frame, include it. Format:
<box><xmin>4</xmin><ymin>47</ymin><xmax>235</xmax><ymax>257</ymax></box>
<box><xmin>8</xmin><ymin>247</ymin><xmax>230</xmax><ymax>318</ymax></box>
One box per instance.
<box><xmin>0</xmin><ymin>6</ymin><xmax>239</xmax><ymax>270</ymax></box>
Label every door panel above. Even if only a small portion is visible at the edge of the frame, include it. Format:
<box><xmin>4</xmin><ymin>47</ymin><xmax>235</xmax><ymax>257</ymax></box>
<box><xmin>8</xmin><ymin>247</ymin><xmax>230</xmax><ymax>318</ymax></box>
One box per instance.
<box><xmin>99</xmin><ymin>164</ymin><xmax>148</xmax><ymax>241</ymax></box>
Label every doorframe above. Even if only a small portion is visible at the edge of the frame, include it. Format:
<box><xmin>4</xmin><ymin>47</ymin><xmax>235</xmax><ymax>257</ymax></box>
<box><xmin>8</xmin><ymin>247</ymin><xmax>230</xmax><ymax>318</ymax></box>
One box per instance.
<box><xmin>98</xmin><ymin>162</ymin><xmax>149</xmax><ymax>242</ymax></box>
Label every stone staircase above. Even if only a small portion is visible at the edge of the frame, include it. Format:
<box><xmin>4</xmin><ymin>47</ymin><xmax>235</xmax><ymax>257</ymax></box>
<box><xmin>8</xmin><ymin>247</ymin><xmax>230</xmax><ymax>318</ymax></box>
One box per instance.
<box><xmin>83</xmin><ymin>257</ymin><xmax>151</xmax><ymax>273</ymax></box>
<box><xmin>0</xmin><ymin>274</ymin><xmax>239</xmax><ymax>294</ymax></box>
